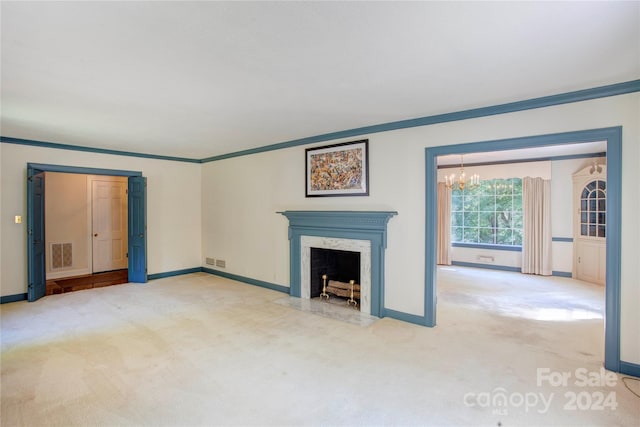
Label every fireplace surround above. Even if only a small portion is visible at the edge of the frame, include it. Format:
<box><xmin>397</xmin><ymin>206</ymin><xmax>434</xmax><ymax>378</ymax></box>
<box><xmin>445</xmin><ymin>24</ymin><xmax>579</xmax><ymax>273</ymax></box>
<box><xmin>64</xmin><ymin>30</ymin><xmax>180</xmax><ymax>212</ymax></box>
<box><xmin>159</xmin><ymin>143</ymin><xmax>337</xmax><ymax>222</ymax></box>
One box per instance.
<box><xmin>278</xmin><ymin>210</ymin><xmax>397</xmax><ymax>317</ymax></box>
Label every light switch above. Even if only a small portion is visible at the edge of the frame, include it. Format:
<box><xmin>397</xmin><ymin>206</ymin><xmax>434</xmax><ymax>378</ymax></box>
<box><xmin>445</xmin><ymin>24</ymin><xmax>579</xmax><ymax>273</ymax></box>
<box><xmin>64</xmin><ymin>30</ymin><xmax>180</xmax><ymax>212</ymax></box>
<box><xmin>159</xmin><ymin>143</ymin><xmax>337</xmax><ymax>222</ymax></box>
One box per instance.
<box><xmin>14</xmin><ymin>215</ymin><xmax>22</xmax><ymax>224</ymax></box>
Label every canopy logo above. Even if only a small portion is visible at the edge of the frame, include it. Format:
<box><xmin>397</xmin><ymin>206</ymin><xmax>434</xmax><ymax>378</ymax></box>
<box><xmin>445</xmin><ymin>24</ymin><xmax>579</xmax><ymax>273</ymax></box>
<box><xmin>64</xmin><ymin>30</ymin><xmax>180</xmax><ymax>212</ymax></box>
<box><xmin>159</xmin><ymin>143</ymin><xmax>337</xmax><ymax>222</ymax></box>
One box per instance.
<box><xmin>463</xmin><ymin>367</ymin><xmax>618</xmax><ymax>416</ymax></box>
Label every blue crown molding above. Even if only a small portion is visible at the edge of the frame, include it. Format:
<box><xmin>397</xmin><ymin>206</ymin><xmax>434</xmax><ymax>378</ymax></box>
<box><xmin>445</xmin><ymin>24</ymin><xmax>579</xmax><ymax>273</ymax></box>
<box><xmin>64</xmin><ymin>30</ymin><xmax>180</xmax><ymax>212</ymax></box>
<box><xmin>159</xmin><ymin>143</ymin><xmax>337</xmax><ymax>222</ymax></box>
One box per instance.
<box><xmin>438</xmin><ymin>152</ymin><xmax>607</xmax><ymax>169</ymax></box>
<box><xmin>27</xmin><ymin>162</ymin><xmax>142</xmax><ymax>177</ymax></box>
<box><xmin>2</xmin><ymin>80</ymin><xmax>637</xmax><ymax>163</ymax></box>
<box><xmin>0</xmin><ymin>136</ymin><xmax>201</xmax><ymax>164</ymax></box>
<box><xmin>202</xmin><ymin>79</ymin><xmax>640</xmax><ymax>162</ymax></box>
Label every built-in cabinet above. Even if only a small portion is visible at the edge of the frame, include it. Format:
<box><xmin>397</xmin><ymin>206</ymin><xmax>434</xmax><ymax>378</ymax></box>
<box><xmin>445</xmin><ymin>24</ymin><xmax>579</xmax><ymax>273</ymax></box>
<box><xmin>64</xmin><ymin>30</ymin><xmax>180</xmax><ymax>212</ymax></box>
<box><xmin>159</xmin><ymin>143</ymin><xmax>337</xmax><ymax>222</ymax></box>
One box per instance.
<box><xmin>572</xmin><ymin>164</ymin><xmax>606</xmax><ymax>285</ymax></box>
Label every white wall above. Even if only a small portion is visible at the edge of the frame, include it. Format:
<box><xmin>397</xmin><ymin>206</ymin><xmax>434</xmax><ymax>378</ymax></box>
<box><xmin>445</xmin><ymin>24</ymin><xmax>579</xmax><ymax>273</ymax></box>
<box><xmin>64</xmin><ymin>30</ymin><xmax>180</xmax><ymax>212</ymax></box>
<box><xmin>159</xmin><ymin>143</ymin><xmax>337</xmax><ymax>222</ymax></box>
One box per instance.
<box><xmin>44</xmin><ymin>172</ymin><xmax>92</xmax><ymax>279</ymax></box>
<box><xmin>0</xmin><ymin>144</ymin><xmax>202</xmax><ymax>297</ymax></box>
<box><xmin>201</xmin><ymin>93</ymin><xmax>640</xmax><ymax>365</ymax></box>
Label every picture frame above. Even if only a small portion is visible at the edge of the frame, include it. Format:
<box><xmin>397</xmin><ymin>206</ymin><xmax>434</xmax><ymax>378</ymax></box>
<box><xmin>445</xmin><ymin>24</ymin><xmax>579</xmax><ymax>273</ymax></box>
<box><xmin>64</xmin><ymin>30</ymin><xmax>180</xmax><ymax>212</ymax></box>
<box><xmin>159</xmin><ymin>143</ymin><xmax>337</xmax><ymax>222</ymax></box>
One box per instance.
<box><xmin>305</xmin><ymin>139</ymin><xmax>369</xmax><ymax>197</ymax></box>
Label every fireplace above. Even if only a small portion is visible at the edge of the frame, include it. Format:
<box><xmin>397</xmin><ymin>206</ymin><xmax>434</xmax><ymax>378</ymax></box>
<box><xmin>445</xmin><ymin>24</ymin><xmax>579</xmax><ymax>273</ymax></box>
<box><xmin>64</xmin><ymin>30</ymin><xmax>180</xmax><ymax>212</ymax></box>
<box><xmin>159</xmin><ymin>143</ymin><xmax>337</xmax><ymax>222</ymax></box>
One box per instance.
<box><xmin>279</xmin><ymin>210</ymin><xmax>397</xmax><ymax>317</ymax></box>
<box><xmin>310</xmin><ymin>248</ymin><xmax>360</xmax><ymax>299</ymax></box>
<box><xmin>302</xmin><ymin>236</ymin><xmax>370</xmax><ymax>311</ymax></box>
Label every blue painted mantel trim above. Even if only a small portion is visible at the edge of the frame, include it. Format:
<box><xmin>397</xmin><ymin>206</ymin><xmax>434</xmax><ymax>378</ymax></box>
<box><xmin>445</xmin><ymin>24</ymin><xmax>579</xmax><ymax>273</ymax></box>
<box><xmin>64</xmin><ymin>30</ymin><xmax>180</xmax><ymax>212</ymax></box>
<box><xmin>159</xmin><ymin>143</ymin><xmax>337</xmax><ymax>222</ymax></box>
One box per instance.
<box><xmin>278</xmin><ymin>210</ymin><xmax>397</xmax><ymax>318</ymax></box>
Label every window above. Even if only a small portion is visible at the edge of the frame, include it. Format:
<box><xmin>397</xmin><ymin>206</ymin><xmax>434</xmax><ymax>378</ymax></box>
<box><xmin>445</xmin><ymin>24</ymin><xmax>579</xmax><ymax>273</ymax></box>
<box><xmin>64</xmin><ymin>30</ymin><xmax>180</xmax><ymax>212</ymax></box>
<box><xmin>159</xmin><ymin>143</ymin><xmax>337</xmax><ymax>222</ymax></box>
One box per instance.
<box><xmin>451</xmin><ymin>178</ymin><xmax>523</xmax><ymax>246</ymax></box>
<box><xmin>580</xmin><ymin>180</ymin><xmax>606</xmax><ymax>238</ymax></box>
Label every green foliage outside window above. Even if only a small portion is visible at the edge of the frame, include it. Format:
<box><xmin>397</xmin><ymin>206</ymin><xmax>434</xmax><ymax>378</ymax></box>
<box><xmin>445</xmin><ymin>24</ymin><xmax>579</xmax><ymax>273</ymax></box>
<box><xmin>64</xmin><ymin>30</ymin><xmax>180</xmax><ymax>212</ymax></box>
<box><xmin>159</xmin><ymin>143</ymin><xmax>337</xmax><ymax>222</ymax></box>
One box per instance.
<box><xmin>451</xmin><ymin>178</ymin><xmax>523</xmax><ymax>246</ymax></box>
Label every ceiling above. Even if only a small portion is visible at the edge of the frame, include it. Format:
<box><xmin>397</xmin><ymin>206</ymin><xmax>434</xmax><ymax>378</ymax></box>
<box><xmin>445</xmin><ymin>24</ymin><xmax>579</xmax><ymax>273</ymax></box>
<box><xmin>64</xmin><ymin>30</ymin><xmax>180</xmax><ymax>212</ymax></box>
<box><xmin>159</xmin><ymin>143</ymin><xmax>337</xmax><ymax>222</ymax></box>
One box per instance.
<box><xmin>1</xmin><ymin>1</ymin><xmax>638</xmax><ymax>160</ymax></box>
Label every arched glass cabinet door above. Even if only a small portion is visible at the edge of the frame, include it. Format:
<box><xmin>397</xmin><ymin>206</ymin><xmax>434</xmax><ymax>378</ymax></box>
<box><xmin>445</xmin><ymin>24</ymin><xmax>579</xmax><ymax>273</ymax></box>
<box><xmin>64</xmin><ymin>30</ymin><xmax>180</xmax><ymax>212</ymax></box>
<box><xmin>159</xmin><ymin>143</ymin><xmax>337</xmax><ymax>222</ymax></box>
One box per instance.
<box><xmin>579</xmin><ymin>179</ymin><xmax>606</xmax><ymax>238</ymax></box>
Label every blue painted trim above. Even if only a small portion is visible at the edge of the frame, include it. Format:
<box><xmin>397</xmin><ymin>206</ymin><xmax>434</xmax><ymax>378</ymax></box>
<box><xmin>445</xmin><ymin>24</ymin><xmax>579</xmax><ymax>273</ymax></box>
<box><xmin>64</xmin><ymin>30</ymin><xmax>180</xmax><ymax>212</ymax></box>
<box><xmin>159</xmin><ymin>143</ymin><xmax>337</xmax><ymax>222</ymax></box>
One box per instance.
<box><xmin>382</xmin><ymin>308</ymin><xmax>428</xmax><ymax>326</ymax></box>
<box><xmin>202</xmin><ymin>80</ymin><xmax>639</xmax><ymax>162</ymax></box>
<box><xmin>438</xmin><ymin>152</ymin><xmax>606</xmax><ymax>169</ymax></box>
<box><xmin>27</xmin><ymin>163</ymin><xmax>142</xmax><ymax>177</ymax></box>
<box><xmin>4</xmin><ymin>81</ymin><xmax>637</xmax><ymax>163</ymax></box>
<box><xmin>452</xmin><ymin>242</ymin><xmax>522</xmax><ymax>252</ymax></box>
<box><xmin>1</xmin><ymin>293</ymin><xmax>28</xmax><ymax>304</ymax></box>
<box><xmin>451</xmin><ymin>261</ymin><xmax>521</xmax><ymax>273</ymax></box>
<box><xmin>605</xmin><ymin>128</ymin><xmax>622</xmax><ymax>372</ymax></box>
<box><xmin>426</xmin><ymin>126</ymin><xmax>622</xmax><ymax>372</ymax></box>
<box><xmin>148</xmin><ymin>267</ymin><xmax>202</xmax><ymax>280</ymax></box>
<box><xmin>552</xmin><ymin>271</ymin><xmax>573</xmax><ymax>278</ymax></box>
<box><xmin>26</xmin><ymin>163</ymin><xmax>149</xmax><ymax>292</ymax></box>
<box><xmin>552</xmin><ymin>237</ymin><xmax>574</xmax><ymax>243</ymax></box>
<box><xmin>278</xmin><ymin>211</ymin><xmax>397</xmax><ymax>318</ymax></box>
<box><xmin>2</xmin><ymin>136</ymin><xmax>201</xmax><ymax>163</ymax></box>
<box><xmin>619</xmin><ymin>361</ymin><xmax>640</xmax><ymax>378</ymax></box>
<box><xmin>202</xmin><ymin>268</ymin><xmax>290</xmax><ymax>294</ymax></box>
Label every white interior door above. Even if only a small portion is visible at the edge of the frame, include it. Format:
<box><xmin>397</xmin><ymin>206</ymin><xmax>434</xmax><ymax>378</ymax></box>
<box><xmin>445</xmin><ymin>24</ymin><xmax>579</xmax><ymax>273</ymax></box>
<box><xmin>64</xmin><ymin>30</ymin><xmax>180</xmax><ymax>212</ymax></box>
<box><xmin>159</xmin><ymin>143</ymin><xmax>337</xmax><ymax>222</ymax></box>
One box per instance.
<box><xmin>573</xmin><ymin>164</ymin><xmax>606</xmax><ymax>285</ymax></box>
<box><xmin>92</xmin><ymin>179</ymin><xmax>128</xmax><ymax>273</ymax></box>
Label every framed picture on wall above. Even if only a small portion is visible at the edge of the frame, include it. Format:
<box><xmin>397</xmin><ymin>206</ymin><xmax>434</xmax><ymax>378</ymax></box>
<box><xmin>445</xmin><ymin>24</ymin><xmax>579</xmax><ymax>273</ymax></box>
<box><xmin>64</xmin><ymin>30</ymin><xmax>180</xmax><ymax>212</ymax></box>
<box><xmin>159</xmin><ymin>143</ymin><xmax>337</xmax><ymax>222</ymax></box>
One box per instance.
<box><xmin>305</xmin><ymin>139</ymin><xmax>369</xmax><ymax>197</ymax></box>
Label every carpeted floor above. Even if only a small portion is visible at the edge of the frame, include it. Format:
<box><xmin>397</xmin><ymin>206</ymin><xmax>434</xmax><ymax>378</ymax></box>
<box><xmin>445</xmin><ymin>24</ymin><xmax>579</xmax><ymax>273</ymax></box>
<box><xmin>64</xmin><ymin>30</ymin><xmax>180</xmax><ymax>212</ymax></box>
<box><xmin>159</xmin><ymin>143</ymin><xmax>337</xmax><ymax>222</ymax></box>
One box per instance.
<box><xmin>1</xmin><ymin>268</ymin><xmax>638</xmax><ymax>426</ymax></box>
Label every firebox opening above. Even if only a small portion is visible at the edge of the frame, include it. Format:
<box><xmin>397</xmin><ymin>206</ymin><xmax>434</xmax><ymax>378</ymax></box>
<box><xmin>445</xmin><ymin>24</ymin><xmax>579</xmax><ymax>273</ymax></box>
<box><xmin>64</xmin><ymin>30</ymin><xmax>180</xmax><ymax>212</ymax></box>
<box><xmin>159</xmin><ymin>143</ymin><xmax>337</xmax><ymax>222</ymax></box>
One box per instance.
<box><xmin>310</xmin><ymin>248</ymin><xmax>361</xmax><ymax>306</ymax></box>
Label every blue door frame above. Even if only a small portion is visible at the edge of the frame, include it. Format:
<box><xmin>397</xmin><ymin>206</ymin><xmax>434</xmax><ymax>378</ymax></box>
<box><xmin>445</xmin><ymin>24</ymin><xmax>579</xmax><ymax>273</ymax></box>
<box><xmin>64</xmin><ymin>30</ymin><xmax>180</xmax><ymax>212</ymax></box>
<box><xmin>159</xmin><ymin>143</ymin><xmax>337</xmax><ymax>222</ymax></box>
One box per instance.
<box><xmin>127</xmin><ymin>176</ymin><xmax>147</xmax><ymax>283</ymax></box>
<box><xmin>26</xmin><ymin>163</ymin><xmax>147</xmax><ymax>301</ymax></box>
<box><xmin>425</xmin><ymin>127</ymin><xmax>622</xmax><ymax>372</ymax></box>
<box><xmin>26</xmin><ymin>171</ymin><xmax>46</xmax><ymax>301</ymax></box>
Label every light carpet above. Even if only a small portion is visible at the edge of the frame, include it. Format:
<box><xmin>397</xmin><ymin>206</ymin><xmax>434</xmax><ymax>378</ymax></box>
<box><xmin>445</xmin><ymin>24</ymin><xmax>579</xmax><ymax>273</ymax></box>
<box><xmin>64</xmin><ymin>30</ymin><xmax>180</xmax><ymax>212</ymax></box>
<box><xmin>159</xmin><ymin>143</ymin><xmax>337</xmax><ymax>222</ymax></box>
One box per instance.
<box><xmin>1</xmin><ymin>269</ymin><xmax>638</xmax><ymax>426</ymax></box>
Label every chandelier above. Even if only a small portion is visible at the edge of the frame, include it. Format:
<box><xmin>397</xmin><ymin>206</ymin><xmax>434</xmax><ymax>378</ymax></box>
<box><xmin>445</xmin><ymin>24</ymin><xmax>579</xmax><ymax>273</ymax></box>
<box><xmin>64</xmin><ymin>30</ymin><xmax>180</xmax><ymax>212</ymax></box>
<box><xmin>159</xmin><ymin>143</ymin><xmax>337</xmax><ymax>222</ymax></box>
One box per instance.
<box><xmin>444</xmin><ymin>155</ymin><xmax>480</xmax><ymax>191</ymax></box>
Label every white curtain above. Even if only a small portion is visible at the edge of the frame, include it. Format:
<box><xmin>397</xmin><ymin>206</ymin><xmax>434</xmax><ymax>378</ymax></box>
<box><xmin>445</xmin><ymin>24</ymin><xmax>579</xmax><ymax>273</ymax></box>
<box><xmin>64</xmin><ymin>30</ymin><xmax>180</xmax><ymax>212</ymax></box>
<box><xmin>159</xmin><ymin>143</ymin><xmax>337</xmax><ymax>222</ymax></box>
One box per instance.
<box><xmin>437</xmin><ymin>182</ymin><xmax>452</xmax><ymax>265</ymax></box>
<box><xmin>521</xmin><ymin>177</ymin><xmax>552</xmax><ymax>275</ymax></box>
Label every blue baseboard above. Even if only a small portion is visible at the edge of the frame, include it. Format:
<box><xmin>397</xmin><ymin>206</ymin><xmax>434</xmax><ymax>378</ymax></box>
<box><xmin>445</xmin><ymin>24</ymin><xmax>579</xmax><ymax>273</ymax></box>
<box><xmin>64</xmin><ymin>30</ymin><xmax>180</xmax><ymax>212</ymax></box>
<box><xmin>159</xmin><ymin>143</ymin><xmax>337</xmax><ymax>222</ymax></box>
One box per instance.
<box><xmin>552</xmin><ymin>237</ymin><xmax>574</xmax><ymax>243</ymax></box>
<box><xmin>382</xmin><ymin>308</ymin><xmax>428</xmax><ymax>326</ymax></box>
<box><xmin>619</xmin><ymin>361</ymin><xmax>640</xmax><ymax>378</ymax></box>
<box><xmin>552</xmin><ymin>271</ymin><xmax>573</xmax><ymax>278</ymax></box>
<box><xmin>148</xmin><ymin>267</ymin><xmax>203</xmax><ymax>280</ymax></box>
<box><xmin>1</xmin><ymin>293</ymin><xmax>28</xmax><ymax>304</ymax></box>
<box><xmin>202</xmin><ymin>268</ymin><xmax>290</xmax><ymax>294</ymax></box>
<box><xmin>451</xmin><ymin>261</ymin><xmax>521</xmax><ymax>273</ymax></box>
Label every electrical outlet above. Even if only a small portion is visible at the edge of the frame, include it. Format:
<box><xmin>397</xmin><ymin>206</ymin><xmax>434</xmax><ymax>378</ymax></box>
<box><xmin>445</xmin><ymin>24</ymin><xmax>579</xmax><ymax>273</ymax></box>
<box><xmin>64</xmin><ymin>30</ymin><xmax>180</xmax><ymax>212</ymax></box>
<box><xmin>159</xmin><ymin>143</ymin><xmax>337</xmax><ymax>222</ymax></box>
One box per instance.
<box><xmin>206</xmin><ymin>257</ymin><xmax>215</xmax><ymax>265</ymax></box>
<box><xmin>215</xmin><ymin>259</ymin><xmax>226</xmax><ymax>268</ymax></box>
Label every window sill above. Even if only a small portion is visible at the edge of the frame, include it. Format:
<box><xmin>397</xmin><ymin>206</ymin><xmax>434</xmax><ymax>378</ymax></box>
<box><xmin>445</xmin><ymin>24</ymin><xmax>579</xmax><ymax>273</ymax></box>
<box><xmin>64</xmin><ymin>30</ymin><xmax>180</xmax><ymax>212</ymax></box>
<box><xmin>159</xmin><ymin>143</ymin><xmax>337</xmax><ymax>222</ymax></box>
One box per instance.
<box><xmin>451</xmin><ymin>242</ymin><xmax>523</xmax><ymax>252</ymax></box>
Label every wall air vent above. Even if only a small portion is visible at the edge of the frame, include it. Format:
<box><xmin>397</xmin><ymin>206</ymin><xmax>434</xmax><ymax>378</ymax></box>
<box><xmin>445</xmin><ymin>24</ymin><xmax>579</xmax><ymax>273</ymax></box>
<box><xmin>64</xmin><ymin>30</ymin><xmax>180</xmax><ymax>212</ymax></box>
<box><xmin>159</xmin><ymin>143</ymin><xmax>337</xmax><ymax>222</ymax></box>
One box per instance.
<box><xmin>215</xmin><ymin>259</ymin><xmax>226</xmax><ymax>268</ymax></box>
<box><xmin>51</xmin><ymin>243</ymin><xmax>73</xmax><ymax>269</ymax></box>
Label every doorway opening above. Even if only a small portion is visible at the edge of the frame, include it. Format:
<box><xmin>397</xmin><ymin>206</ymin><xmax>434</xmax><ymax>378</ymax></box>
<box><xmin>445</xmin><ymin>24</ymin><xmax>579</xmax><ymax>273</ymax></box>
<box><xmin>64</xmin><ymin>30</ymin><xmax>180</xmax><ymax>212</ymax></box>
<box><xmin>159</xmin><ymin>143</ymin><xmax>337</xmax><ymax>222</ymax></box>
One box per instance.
<box><xmin>43</xmin><ymin>173</ymin><xmax>129</xmax><ymax>295</ymax></box>
<box><xmin>425</xmin><ymin>127</ymin><xmax>622</xmax><ymax>372</ymax></box>
<box><xmin>27</xmin><ymin>163</ymin><xmax>147</xmax><ymax>302</ymax></box>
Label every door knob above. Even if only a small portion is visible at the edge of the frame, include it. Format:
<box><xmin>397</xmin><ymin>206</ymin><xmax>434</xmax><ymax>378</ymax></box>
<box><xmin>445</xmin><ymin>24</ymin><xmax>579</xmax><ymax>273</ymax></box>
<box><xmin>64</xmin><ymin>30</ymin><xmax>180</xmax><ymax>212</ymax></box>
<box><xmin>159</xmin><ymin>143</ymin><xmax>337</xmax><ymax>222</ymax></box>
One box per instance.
<box><xmin>94</xmin><ymin>233</ymin><xmax>98</xmax><ymax>237</ymax></box>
